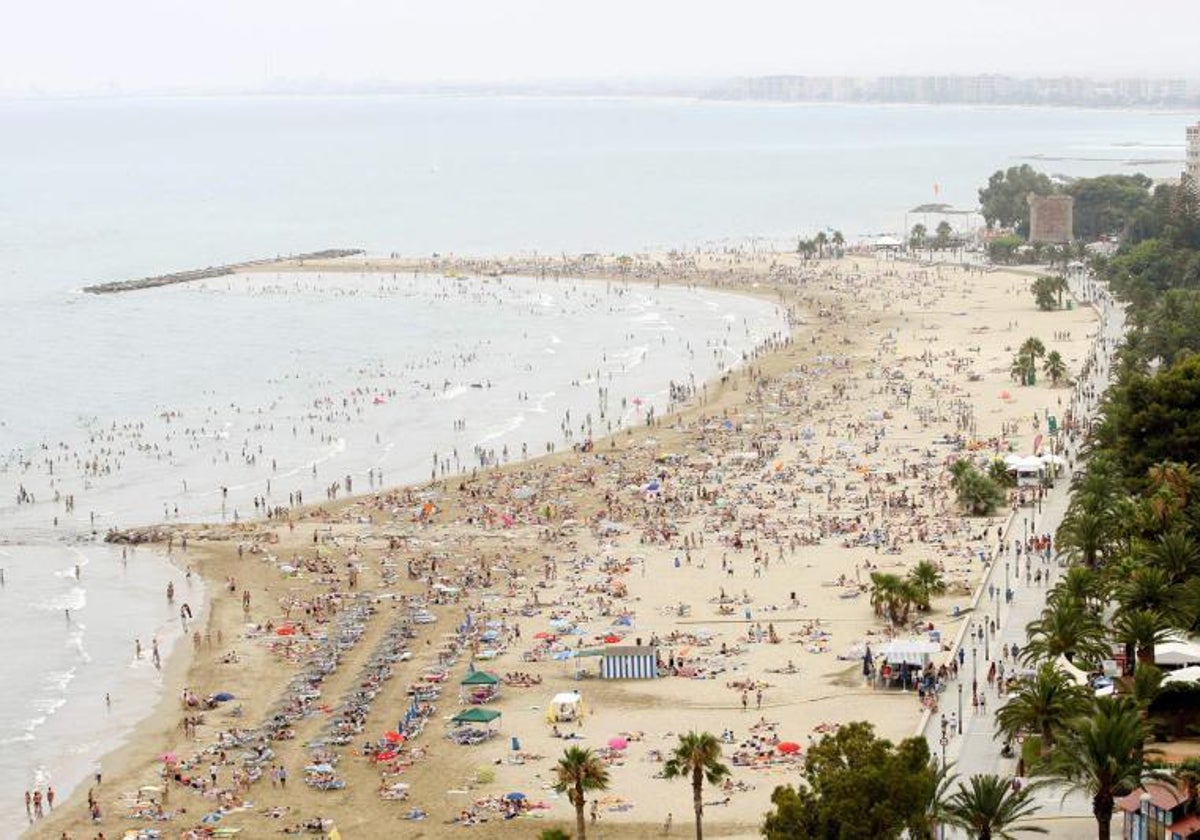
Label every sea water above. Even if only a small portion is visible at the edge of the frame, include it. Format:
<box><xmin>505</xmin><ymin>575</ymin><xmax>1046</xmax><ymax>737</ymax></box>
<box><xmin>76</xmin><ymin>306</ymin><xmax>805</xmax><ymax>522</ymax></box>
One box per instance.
<box><xmin>0</xmin><ymin>268</ymin><xmax>785</xmax><ymax>832</ymax></box>
<box><xmin>0</xmin><ymin>94</ymin><xmax>1188</xmax><ymax>832</ymax></box>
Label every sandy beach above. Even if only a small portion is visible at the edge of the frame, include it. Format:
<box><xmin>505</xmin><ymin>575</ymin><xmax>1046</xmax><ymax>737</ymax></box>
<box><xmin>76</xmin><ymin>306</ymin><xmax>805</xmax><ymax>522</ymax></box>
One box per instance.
<box><xmin>29</xmin><ymin>250</ymin><xmax>1099</xmax><ymax>839</ymax></box>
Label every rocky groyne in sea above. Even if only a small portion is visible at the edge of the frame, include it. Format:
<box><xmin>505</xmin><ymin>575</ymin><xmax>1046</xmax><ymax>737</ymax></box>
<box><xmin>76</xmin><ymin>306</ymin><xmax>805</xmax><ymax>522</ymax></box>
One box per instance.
<box><xmin>82</xmin><ymin>249</ymin><xmax>364</xmax><ymax>294</ymax></box>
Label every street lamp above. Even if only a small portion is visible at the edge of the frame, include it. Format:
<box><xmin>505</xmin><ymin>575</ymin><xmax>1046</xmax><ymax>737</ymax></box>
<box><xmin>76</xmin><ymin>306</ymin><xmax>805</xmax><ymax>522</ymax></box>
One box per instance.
<box><xmin>985</xmin><ymin>623</ymin><xmax>990</xmax><ymax>660</ymax></box>
<box><xmin>940</xmin><ymin>717</ymin><xmax>949</xmax><ymax>769</ymax></box>
<box><xmin>957</xmin><ymin>684</ymin><xmax>963</xmax><ymax>734</ymax></box>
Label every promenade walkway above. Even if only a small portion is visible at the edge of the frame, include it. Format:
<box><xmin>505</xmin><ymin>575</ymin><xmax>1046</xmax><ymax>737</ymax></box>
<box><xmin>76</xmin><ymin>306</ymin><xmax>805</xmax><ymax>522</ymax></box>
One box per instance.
<box><xmin>921</xmin><ymin>268</ymin><xmax>1125</xmax><ymax>839</ymax></box>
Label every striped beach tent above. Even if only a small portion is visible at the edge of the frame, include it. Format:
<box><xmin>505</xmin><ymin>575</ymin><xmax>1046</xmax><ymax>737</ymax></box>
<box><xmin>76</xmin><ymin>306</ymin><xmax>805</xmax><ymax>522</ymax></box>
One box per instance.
<box><xmin>600</xmin><ymin>645</ymin><xmax>658</xmax><ymax>680</ymax></box>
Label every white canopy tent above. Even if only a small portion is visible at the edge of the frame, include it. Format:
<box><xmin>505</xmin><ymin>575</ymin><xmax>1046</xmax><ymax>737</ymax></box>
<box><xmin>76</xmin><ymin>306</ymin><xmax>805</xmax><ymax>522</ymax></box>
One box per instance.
<box><xmin>877</xmin><ymin>639</ymin><xmax>942</xmax><ymax>667</ymax></box>
<box><xmin>1155</xmin><ymin>641</ymin><xmax>1200</xmax><ymax>667</ymax></box>
<box><xmin>1055</xmin><ymin>655</ymin><xmax>1090</xmax><ymax>688</ymax></box>
<box><xmin>547</xmin><ymin>691</ymin><xmax>583</xmax><ymax>723</ymax></box>
<box><xmin>1163</xmin><ymin>665</ymin><xmax>1200</xmax><ymax>685</ymax></box>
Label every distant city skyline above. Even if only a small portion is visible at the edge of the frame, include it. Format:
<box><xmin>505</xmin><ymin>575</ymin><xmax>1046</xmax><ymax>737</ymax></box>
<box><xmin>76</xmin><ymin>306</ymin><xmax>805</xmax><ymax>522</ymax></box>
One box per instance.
<box><xmin>3</xmin><ymin>0</ymin><xmax>1200</xmax><ymax>95</ymax></box>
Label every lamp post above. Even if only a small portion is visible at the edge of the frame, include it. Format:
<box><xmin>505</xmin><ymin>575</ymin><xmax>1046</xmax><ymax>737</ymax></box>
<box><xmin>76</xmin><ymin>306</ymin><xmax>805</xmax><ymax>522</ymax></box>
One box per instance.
<box><xmin>957</xmin><ymin>683</ymin><xmax>963</xmax><ymax>734</ymax></box>
<box><xmin>995</xmin><ymin>585</ymin><xmax>1001</xmax><ymax>624</ymax></box>
<box><xmin>940</xmin><ymin>716</ymin><xmax>949</xmax><ymax>769</ymax></box>
<box><xmin>985</xmin><ymin>623</ymin><xmax>990</xmax><ymax>661</ymax></box>
<box><xmin>972</xmin><ymin>644</ymin><xmax>978</xmax><ymax>695</ymax></box>
<box><xmin>1005</xmin><ymin>559</ymin><xmax>1010</xmax><ymax>593</ymax></box>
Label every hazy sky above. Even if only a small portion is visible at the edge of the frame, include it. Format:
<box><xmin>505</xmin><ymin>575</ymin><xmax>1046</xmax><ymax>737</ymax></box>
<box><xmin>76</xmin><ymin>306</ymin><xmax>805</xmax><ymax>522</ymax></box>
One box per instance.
<box><xmin>5</xmin><ymin>0</ymin><xmax>1200</xmax><ymax>92</ymax></box>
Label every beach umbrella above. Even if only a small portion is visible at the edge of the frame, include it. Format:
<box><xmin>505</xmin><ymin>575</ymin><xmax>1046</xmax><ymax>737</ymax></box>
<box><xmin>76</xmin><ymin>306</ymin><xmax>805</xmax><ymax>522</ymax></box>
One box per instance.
<box><xmin>533</xmin><ymin>631</ymin><xmax>555</xmax><ymax>640</ymax></box>
<box><xmin>504</xmin><ymin>792</ymin><xmax>527</xmax><ymax>801</ymax></box>
<box><xmin>376</xmin><ymin>751</ymin><xmax>397</xmax><ymax>762</ymax></box>
<box><xmin>603</xmin><ymin>634</ymin><xmax>621</xmax><ymax>644</ymax></box>
<box><xmin>608</xmin><ymin>737</ymin><xmax>628</xmax><ymax>750</ymax></box>
<box><xmin>384</xmin><ymin>731</ymin><xmax>404</xmax><ymax>743</ymax></box>
<box><xmin>777</xmin><ymin>742</ymin><xmax>801</xmax><ymax>755</ymax></box>
<box><xmin>213</xmin><ymin>692</ymin><xmax>235</xmax><ymax>702</ymax></box>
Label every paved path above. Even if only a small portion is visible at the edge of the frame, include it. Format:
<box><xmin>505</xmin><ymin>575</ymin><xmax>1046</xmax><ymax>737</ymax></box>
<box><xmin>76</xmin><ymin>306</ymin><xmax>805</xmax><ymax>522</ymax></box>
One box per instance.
<box><xmin>921</xmin><ymin>268</ymin><xmax>1126</xmax><ymax>839</ymax></box>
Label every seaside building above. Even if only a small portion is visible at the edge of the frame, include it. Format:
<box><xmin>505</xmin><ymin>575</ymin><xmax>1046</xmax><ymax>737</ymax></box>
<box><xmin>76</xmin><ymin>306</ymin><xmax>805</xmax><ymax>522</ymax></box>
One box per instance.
<box><xmin>1116</xmin><ymin>781</ymin><xmax>1200</xmax><ymax>839</ymax></box>
<box><xmin>1027</xmin><ymin>193</ymin><xmax>1074</xmax><ymax>243</ymax></box>
<box><xmin>1187</xmin><ymin>122</ymin><xmax>1200</xmax><ymax>193</ymax></box>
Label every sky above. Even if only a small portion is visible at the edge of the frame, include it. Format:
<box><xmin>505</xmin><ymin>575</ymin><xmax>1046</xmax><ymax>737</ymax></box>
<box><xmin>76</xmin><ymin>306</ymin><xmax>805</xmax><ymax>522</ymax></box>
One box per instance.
<box><xmin>4</xmin><ymin>0</ymin><xmax>1200</xmax><ymax>93</ymax></box>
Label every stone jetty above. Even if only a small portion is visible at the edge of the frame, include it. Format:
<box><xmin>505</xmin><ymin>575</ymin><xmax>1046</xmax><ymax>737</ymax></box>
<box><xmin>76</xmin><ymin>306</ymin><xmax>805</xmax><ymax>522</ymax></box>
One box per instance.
<box><xmin>81</xmin><ymin>249</ymin><xmax>364</xmax><ymax>294</ymax></box>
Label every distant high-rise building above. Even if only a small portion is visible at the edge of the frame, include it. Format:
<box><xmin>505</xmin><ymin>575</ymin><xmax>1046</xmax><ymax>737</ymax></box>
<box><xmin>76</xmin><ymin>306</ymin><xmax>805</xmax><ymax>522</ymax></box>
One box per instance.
<box><xmin>1187</xmin><ymin>123</ymin><xmax>1200</xmax><ymax>192</ymax></box>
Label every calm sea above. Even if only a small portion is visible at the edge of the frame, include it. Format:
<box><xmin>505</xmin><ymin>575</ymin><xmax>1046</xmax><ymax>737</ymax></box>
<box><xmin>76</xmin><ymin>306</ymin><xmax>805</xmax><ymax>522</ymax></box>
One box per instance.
<box><xmin>0</xmin><ymin>94</ymin><xmax>1187</xmax><ymax>832</ymax></box>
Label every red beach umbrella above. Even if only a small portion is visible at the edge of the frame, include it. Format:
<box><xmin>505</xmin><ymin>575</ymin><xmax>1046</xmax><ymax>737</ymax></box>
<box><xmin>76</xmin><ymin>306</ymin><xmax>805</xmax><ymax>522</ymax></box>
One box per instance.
<box><xmin>777</xmin><ymin>742</ymin><xmax>801</xmax><ymax>755</ymax></box>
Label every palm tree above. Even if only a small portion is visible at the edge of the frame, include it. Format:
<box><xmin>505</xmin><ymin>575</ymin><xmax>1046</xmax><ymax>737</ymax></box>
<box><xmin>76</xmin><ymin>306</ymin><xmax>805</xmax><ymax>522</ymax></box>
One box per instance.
<box><xmin>814</xmin><ymin>231</ymin><xmax>829</xmax><ymax>259</ymax></box>
<box><xmin>1021</xmin><ymin>596</ymin><xmax>1109</xmax><ymax>667</ymax></box>
<box><xmin>907</xmin><ymin>560</ymin><xmax>947</xmax><ymax>611</ymax></box>
<box><xmin>1049</xmin><ymin>567</ymin><xmax>1108</xmax><ymax>609</ymax></box>
<box><xmin>989</xmin><ymin>458</ymin><xmax>1017</xmax><ymax>489</ymax></box>
<box><xmin>942</xmin><ymin>774</ymin><xmax>1047</xmax><ymax>839</ymax></box>
<box><xmin>1116</xmin><ymin>567</ymin><xmax>1184</xmax><ymax>624</ymax></box>
<box><xmin>919</xmin><ymin>760</ymin><xmax>959</xmax><ymax>840</ymax></box>
<box><xmin>1036</xmin><ymin>697</ymin><xmax>1162</xmax><ymax>840</ymax></box>
<box><xmin>1052</xmin><ymin>275</ymin><xmax>1068</xmax><ymax>309</ymax></box>
<box><xmin>1145</xmin><ymin>530</ymin><xmax>1200</xmax><ymax>582</ymax></box>
<box><xmin>1010</xmin><ymin>354</ymin><xmax>1036</xmax><ymax>385</ymax></box>
<box><xmin>1056</xmin><ymin>509</ymin><xmax>1112</xmax><ymax>569</ymax></box>
<box><xmin>1131</xmin><ymin>663</ymin><xmax>1165</xmax><ymax>710</ymax></box>
<box><xmin>1042</xmin><ymin>351</ymin><xmax>1068</xmax><ymax>386</ymax></box>
<box><xmin>663</xmin><ymin>731</ymin><xmax>730</xmax><ymax>840</ymax></box>
<box><xmin>910</xmin><ymin>223</ymin><xmax>928</xmax><ymax>251</ymax></box>
<box><xmin>1112</xmin><ymin>608</ymin><xmax>1172</xmax><ymax>671</ymax></box>
<box><xmin>1147</xmin><ymin>461</ymin><xmax>1198</xmax><ymax>509</ymax></box>
<box><xmin>869</xmin><ymin>572</ymin><xmax>917</xmax><ymax>626</ymax></box>
<box><xmin>553</xmin><ymin>746</ymin><xmax>609</xmax><ymax>840</ymax></box>
<box><xmin>995</xmin><ymin>662</ymin><xmax>1091</xmax><ymax>758</ymax></box>
<box><xmin>935</xmin><ymin>220</ymin><xmax>954</xmax><ymax>250</ymax></box>
<box><xmin>951</xmin><ymin>464</ymin><xmax>1005</xmax><ymax>516</ymax></box>
<box><xmin>831</xmin><ymin>230</ymin><xmax>845</xmax><ymax>253</ymax></box>
<box><xmin>1019</xmin><ymin>337</ymin><xmax>1047</xmax><ymax>362</ymax></box>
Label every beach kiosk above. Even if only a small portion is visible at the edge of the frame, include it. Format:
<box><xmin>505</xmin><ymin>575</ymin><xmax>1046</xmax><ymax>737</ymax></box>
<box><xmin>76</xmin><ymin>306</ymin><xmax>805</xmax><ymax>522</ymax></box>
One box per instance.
<box><xmin>1004</xmin><ymin>455</ymin><xmax>1045</xmax><ymax>488</ymax></box>
<box><xmin>547</xmin><ymin>691</ymin><xmax>583</xmax><ymax>723</ymax></box>
<box><xmin>876</xmin><ymin>639</ymin><xmax>941</xmax><ymax>689</ymax></box>
<box><xmin>599</xmin><ymin>645</ymin><xmax>658</xmax><ymax>680</ymax></box>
